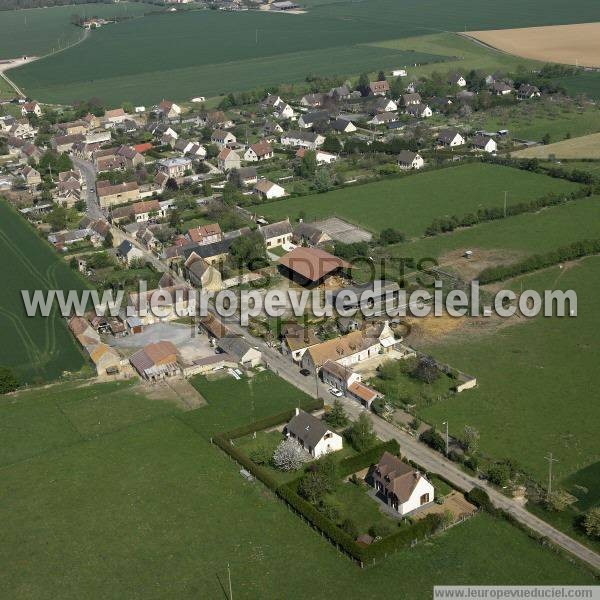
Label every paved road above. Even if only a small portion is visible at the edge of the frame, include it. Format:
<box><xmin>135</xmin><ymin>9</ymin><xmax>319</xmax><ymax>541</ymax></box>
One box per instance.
<box><xmin>72</xmin><ymin>156</ymin><xmax>104</xmax><ymax>220</ymax></box>
<box><xmin>220</xmin><ymin>322</ymin><xmax>600</xmax><ymax>573</ymax></box>
<box><xmin>125</xmin><ymin>239</ymin><xmax>600</xmax><ymax>573</ymax></box>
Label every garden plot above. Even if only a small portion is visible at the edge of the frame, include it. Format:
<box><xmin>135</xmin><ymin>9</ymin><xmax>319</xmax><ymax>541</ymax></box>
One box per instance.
<box><xmin>312</xmin><ymin>217</ymin><xmax>373</xmax><ymax>244</ymax></box>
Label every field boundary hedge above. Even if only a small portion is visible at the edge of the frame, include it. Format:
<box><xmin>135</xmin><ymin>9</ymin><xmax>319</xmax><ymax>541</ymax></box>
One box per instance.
<box><xmin>478</xmin><ymin>238</ymin><xmax>600</xmax><ymax>283</ymax></box>
<box><xmin>214</xmin><ymin>421</ymin><xmax>446</xmax><ymax>566</ymax></box>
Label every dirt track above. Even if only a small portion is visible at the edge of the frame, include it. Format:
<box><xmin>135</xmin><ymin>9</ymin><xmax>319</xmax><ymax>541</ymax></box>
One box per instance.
<box><xmin>465</xmin><ymin>23</ymin><xmax>600</xmax><ymax>68</ymax></box>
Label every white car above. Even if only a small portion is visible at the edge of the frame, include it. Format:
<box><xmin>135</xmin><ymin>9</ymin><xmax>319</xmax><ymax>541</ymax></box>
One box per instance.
<box><xmin>329</xmin><ymin>388</ymin><xmax>343</xmax><ymax>397</ymax></box>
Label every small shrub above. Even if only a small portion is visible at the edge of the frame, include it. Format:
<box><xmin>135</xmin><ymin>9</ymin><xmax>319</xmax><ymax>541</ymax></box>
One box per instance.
<box><xmin>341</xmin><ymin>518</ymin><xmax>359</xmax><ymax>539</ymax></box>
<box><xmin>368</xmin><ymin>522</ymin><xmax>393</xmax><ymax>539</ymax></box>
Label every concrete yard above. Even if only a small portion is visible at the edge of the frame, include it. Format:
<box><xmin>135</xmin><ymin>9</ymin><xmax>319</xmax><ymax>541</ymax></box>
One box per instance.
<box><xmin>107</xmin><ymin>321</ymin><xmax>216</xmax><ymax>364</ymax></box>
<box><xmin>312</xmin><ymin>216</ymin><xmax>372</xmax><ymax>244</ymax></box>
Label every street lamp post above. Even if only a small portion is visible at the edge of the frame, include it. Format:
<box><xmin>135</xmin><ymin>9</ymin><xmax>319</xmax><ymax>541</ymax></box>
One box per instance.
<box><xmin>442</xmin><ymin>421</ymin><xmax>449</xmax><ymax>456</ymax></box>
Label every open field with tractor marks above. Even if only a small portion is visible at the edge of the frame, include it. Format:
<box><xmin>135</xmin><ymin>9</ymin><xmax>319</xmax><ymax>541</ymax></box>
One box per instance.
<box><xmin>0</xmin><ymin>200</ymin><xmax>90</xmax><ymax>384</ymax></box>
<box><xmin>7</xmin><ymin>0</ymin><xmax>600</xmax><ymax>104</ymax></box>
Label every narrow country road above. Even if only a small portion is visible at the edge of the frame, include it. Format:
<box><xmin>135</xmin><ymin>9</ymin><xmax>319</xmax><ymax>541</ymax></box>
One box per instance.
<box><xmin>221</xmin><ymin>321</ymin><xmax>600</xmax><ymax>573</ymax></box>
<box><xmin>121</xmin><ymin>238</ymin><xmax>600</xmax><ymax>573</ymax></box>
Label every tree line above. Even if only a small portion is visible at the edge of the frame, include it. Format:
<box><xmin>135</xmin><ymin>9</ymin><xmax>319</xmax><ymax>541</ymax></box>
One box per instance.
<box><xmin>478</xmin><ymin>239</ymin><xmax>600</xmax><ymax>284</ymax></box>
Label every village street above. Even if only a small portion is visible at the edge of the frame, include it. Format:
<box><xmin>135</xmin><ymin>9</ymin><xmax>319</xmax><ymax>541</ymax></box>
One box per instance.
<box><xmin>103</xmin><ymin>219</ymin><xmax>600</xmax><ymax>573</ymax></box>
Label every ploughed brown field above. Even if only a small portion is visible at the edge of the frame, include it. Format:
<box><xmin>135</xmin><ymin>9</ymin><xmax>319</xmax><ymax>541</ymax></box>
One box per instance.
<box><xmin>464</xmin><ymin>23</ymin><xmax>600</xmax><ymax>68</ymax></box>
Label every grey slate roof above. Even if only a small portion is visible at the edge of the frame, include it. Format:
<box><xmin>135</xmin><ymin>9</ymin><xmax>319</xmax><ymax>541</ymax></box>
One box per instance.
<box><xmin>285</xmin><ymin>409</ymin><xmax>329</xmax><ymax>449</ymax></box>
<box><xmin>216</xmin><ymin>336</ymin><xmax>253</xmax><ymax>360</ymax></box>
<box><xmin>260</xmin><ymin>219</ymin><xmax>292</xmax><ymax>240</ymax></box>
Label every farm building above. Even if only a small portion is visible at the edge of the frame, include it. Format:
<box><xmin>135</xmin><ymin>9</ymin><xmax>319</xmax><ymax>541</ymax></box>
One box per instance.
<box><xmin>277</xmin><ymin>246</ymin><xmax>350</xmax><ymax>287</ymax></box>
<box><xmin>130</xmin><ymin>341</ymin><xmax>181</xmax><ymax>381</ymax></box>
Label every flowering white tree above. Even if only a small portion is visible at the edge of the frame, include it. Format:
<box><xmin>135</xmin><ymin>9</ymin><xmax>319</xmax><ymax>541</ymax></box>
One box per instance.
<box><xmin>272</xmin><ymin>438</ymin><xmax>308</xmax><ymax>471</ymax></box>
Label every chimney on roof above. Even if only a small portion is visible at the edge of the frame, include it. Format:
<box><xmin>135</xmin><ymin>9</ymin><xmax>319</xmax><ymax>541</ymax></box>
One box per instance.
<box><xmin>295</xmin><ymin>407</ymin><xmax>300</xmax><ymax>416</ymax></box>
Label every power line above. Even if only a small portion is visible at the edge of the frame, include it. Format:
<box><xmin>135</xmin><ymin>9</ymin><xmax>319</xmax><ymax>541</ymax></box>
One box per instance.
<box><xmin>545</xmin><ymin>452</ymin><xmax>558</xmax><ymax>496</ymax></box>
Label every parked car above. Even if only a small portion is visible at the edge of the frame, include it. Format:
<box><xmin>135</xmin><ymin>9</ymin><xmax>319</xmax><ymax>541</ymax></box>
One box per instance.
<box><xmin>329</xmin><ymin>387</ymin><xmax>343</xmax><ymax>397</ymax></box>
<box><xmin>299</xmin><ymin>368</ymin><xmax>310</xmax><ymax>376</ymax></box>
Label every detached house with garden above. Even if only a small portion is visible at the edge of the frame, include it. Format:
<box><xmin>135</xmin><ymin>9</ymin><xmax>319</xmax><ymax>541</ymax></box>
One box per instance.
<box><xmin>284</xmin><ymin>408</ymin><xmax>343</xmax><ymax>458</ymax></box>
<box><xmin>372</xmin><ymin>452</ymin><xmax>435</xmax><ymax>516</ymax></box>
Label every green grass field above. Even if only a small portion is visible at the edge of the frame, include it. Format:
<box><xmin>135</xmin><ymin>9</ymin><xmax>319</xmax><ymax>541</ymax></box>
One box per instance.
<box><xmin>0</xmin><ymin>2</ymin><xmax>152</xmax><ymax>57</ymax></box>
<box><xmin>370</xmin><ymin>32</ymin><xmax>540</xmax><ymax>79</ymax></box>
<box><xmin>0</xmin><ymin>200</ymin><xmax>91</xmax><ymax>384</ymax></box>
<box><xmin>554</xmin><ymin>72</ymin><xmax>600</xmax><ymax>102</ymax></box>
<box><xmin>259</xmin><ymin>163</ymin><xmax>578</xmax><ymax>237</ymax></box>
<box><xmin>416</xmin><ymin>256</ymin><xmax>600</xmax><ymax>484</ymax></box>
<box><xmin>479</xmin><ymin>105</ymin><xmax>600</xmax><ymax>144</ymax></box>
<box><xmin>9</xmin><ymin>0</ymin><xmax>600</xmax><ymax>104</ymax></box>
<box><xmin>383</xmin><ymin>194</ymin><xmax>600</xmax><ymax>269</ymax></box>
<box><xmin>184</xmin><ymin>370</ymin><xmax>312</xmax><ymax>438</ymax></box>
<box><xmin>1</xmin><ymin>378</ymin><xmax>595</xmax><ymax>598</ymax></box>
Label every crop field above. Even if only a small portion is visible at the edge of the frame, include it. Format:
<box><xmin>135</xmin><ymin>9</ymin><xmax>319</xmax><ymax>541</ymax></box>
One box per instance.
<box><xmin>513</xmin><ymin>132</ymin><xmax>600</xmax><ymax>159</ymax></box>
<box><xmin>371</xmin><ymin>32</ymin><xmax>541</xmax><ymax>80</ymax></box>
<box><xmin>259</xmin><ymin>163</ymin><xmax>578</xmax><ymax>237</ymax></box>
<box><xmin>384</xmin><ymin>194</ymin><xmax>600</xmax><ymax>268</ymax></box>
<box><xmin>1</xmin><ymin>378</ymin><xmax>595</xmax><ymax>599</ymax></box>
<box><xmin>479</xmin><ymin>105</ymin><xmax>600</xmax><ymax>144</ymax></box>
<box><xmin>0</xmin><ymin>200</ymin><xmax>90</xmax><ymax>384</ymax></box>
<box><xmin>417</xmin><ymin>256</ymin><xmax>600</xmax><ymax>484</ymax></box>
<box><xmin>466</xmin><ymin>23</ymin><xmax>600</xmax><ymax>68</ymax></box>
<box><xmin>9</xmin><ymin>0</ymin><xmax>600</xmax><ymax>104</ymax></box>
<box><xmin>0</xmin><ymin>2</ymin><xmax>152</xmax><ymax>58</ymax></box>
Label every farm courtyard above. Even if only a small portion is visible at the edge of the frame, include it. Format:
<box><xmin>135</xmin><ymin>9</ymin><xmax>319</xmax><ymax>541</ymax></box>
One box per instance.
<box><xmin>1</xmin><ymin>375</ymin><xmax>595</xmax><ymax>599</ymax></box>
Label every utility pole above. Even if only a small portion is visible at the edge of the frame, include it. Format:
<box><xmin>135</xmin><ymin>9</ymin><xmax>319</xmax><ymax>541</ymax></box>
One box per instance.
<box><xmin>442</xmin><ymin>421</ymin><xmax>449</xmax><ymax>456</ymax></box>
<box><xmin>545</xmin><ymin>453</ymin><xmax>558</xmax><ymax>496</ymax></box>
<box><xmin>227</xmin><ymin>563</ymin><xmax>233</xmax><ymax>600</ymax></box>
<box><xmin>503</xmin><ymin>190</ymin><xmax>508</xmax><ymax>218</ymax></box>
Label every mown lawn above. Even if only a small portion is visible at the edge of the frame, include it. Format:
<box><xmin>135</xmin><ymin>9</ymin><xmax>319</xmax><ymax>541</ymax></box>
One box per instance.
<box><xmin>1</xmin><ymin>377</ymin><xmax>595</xmax><ymax>599</ymax></box>
<box><xmin>0</xmin><ymin>200</ymin><xmax>91</xmax><ymax>384</ymax></box>
<box><xmin>184</xmin><ymin>370</ymin><xmax>313</xmax><ymax>438</ymax></box>
<box><xmin>417</xmin><ymin>256</ymin><xmax>600</xmax><ymax>484</ymax></box>
<box><xmin>259</xmin><ymin>163</ymin><xmax>577</xmax><ymax>237</ymax></box>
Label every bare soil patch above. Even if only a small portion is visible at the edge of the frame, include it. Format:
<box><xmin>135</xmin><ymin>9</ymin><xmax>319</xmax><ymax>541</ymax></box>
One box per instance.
<box><xmin>140</xmin><ymin>378</ymin><xmax>206</xmax><ymax>411</ymax></box>
<box><xmin>465</xmin><ymin>23</ymin><xmax>600</xmax><ymax>68</ymax></box>
<box><xmin>439</xmin><ymin>247</ymin><xmax>525</xmax><ymax>281</ymax></box>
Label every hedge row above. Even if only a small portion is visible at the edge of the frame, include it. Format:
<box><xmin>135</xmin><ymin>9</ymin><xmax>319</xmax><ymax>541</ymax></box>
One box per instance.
<box><xmin>215</xmin><ymin>423</ymin><xmax>442</xmax><ymax>564</ymax></box>
<box><xmin>424</xmin><ymin>186</ymin><xmax>591</xmax><ymax>237</ymax></box>
<box><xmin>360</xmin><ymin>513</ymin><xmax>442</xmax><ymax>562</ymax></box>
<box><xmin>276</xmin><ymin>482</ymin><xmax>364</xmax><ymax>560</ymax></box>
<box><xmin>214</xmin><ymin>435</ymin><xmax>281</xmax><ymax>491</ymax></box>
<box><xmin>478</xmin><ymin>238</ymin><xmax>600</xmax><ymax>284</ymax></box>
<box><xmin>483</xmin><ymin>155</ymin><xmax>599</xmax><ymax>186</ymax></box>
<box><xmin>218</xmin><ymin>397</ymin><xmax>324</xmax><ymax>442</ymax></box>
<box><xmin>337</xmin><ymin>439</ymin><xmax>400</xmax><ymax>478</ymax></box>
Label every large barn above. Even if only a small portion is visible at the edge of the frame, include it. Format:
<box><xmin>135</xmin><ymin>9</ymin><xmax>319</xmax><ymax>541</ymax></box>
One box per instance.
<box><xmin>277</xmin><ymin>247</ymin><xmax>351</xmax><ymax>287</ymax></box>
